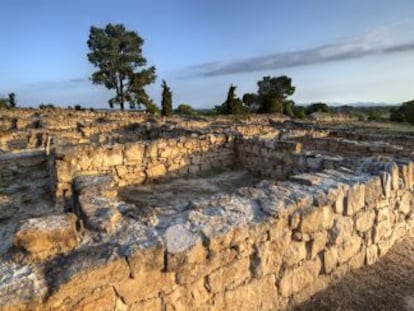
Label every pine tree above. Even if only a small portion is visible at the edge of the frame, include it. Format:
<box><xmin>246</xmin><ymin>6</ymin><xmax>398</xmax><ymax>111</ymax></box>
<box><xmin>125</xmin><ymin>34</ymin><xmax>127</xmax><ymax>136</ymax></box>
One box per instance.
<box><xmin>161</xmin><ymin>80</ymin><xmax>173</xmax><ymax>116</ymax></box>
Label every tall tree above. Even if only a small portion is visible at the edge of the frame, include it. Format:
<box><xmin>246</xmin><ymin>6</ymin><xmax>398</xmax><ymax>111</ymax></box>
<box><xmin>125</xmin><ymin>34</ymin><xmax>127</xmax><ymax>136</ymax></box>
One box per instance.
<box><xmin>216</xmin><ymin>84</ymin><xmax>247</xmax><ymax>115</ymax></box>
<box><xmin>257</xmin><ymin>76</ymin><xmax>295</xmax><ymax>114</ymax></box>
<box><xmin>87</xmin><ymin>24</ymin><xmax>156</xmax><ymax>110</ymax></box>
<box><xmin>161</xmin><ymin>80</ymin><xmax>173</xmax><ymax>116</ymax></box>
<box><xmin>8</xmin><ymin>93</ymin><xmax>16</xmax><ymax>107</ymax></box>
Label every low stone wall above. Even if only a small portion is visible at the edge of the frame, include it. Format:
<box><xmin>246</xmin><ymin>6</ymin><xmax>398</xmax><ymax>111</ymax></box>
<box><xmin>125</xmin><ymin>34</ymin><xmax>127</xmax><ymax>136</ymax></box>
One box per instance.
<box><xmin>51</xmin><ymin>133</ymin><xmax>236</xmax><ymax>198</ymax></box>
<box><xmin>237</xmin><ymin>137</ymin><xmax>344</xmax><ymax>179</ymax></box>
<box><xmin>2</xmin><ymin>158</ymin><xmax>412</xmax><ymax>310</ymax></box>
<box><xmin>295</xmin><ymin>136</ymin><xmax>414</xmax><ymax>158</ymax></box>
<box><xmin>0</xmin><ymin>130</ymin><xmax>48</xmax><ymax>152</ymax></box>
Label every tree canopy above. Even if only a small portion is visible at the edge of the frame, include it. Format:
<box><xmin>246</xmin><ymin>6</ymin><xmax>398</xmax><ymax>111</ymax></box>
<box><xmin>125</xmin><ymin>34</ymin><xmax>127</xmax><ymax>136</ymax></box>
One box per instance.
<box><xmin>0</xmin><ymin>92</ymin><xmax>17</xmax><ymax>109</ymax></box>
<box><xmin>390</xmin><ymin>100</ymin><xmax>414</xmax><ymax>124</ymax></box>
<box><xmin>175</xmin><ymin>104</ymin><xmax>196</xmax><ymax>115</ymax></box>
<box><xmin>161</xmin><ymin>80</ymin><xmax>173</xmax><ymax>117</ymax></box>
<box><xmin>306</xmin><ymin>102</ymin><xmax>330</xmax><ymax>114</ymax></box>
<box><xmin>256</xmin><ymin>76</ymin><xmax>295</xmax><ymax>113</ymax></box>
<box><xmin>215</xmin><ymin>84</ymin><xmax>247</xmax><ymax>115</ymax></box>
<box><xmin>87</xmin><ymin>24</ymin><xmax>156</xmax><ymax>110</ymax></box>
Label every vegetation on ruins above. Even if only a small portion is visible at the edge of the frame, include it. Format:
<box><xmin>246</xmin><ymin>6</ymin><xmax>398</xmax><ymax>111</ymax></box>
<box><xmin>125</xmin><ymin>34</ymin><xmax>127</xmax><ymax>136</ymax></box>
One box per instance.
<box><xmin>215</xmin><ymin>84</ymin><xmax>248</xmax><ymax>115</ymax></box>
<box><xmin>306</xmin><ymin>102</ymin><xmax>330</xmax><ymax>114</ymax></box>
<box><xmin>0</xmin><ymin>93</ymin><xmax>17</xmax><ymax>109</ymax></box>
<box><xmin>256</xmin><ymin>76</ymin><xmax>295</xmax><ymax>114</ymax></box>
<box><xmin>39</xmin><ymin>103</ymin><xmax>56</xmax><ymax>109</ymax></box>
<box><xmin>175</xmin><ymin>104</ymin><xmax>196</xmax><ymax>116</ymax></box>
<box><xmin>146</xmin><ymin>101</ymin><xmax>160</xmax><ymax>114</ymax></box>
<box><xmin>87</xmin><ymin>23</ymin><xmax>156</xmax><ymax>110</ymax></box>
<box><xmin>390</xmin><ymin>100</ymin><xmax>414</xmax><ymax>124</ymax></box>
<box><xmin>161</xmin><ymin>80</ymin><xmax>173</xmax><ymax>117</ymax></box>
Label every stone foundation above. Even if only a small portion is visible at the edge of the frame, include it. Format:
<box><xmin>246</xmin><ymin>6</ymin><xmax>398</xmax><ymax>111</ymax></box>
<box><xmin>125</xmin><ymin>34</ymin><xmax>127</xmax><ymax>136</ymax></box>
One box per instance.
<box><xmin>0</xmin><ymin>109</ymin><xmax>413</xmax><ymax>311</ymax></box>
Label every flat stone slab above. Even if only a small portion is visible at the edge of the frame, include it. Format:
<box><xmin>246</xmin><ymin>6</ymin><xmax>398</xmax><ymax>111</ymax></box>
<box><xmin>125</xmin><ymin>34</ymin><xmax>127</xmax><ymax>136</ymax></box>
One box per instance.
<box><xmin>13</xmin><ymin>213</ymin><xmax>79</xmax><ymax>261</ymax></box>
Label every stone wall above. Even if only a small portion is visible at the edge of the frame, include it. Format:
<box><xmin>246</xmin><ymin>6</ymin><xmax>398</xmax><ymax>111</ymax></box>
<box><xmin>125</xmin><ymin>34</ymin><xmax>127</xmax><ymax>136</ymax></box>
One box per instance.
<box><xmin>2</xmin><ymin>158</ymin><xmax>412</xmax><ymax>310</ymax></box>
<box><xmin>237</xmin><ymin>137</ymin><xmax>344</xmax><ymax>179</ymax></box>
<box><xmin>295</xmin><ymin>136</ymin><xmax>413</xmax><ymax>158</ymax></box>
<box><xmin>51</xmin><ymin>133</ymin><xmax>236</xmax><ymax>198</ymax></box>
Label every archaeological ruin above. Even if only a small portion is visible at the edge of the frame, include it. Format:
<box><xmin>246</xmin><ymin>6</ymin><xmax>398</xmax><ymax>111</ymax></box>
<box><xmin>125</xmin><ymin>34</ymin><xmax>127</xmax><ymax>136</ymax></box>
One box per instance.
<box><xmin>0</xmin><ymin>109</ymin><xmax>413</xmax><ymax>310</ymax></box>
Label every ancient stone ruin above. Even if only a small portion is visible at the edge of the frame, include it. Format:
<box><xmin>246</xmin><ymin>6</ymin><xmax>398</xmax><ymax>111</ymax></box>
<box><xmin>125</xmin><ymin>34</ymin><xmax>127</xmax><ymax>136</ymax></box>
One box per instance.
<box><xmin>0</xmin><ymin>109</ymin><xmax>413</xmax><ymax>310</ymax></box>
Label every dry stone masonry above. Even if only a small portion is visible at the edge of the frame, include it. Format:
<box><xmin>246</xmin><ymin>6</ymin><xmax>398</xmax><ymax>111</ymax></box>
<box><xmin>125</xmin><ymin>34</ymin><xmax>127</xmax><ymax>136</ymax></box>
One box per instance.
<box><xmin>0</xmin><ymin>109</ymin><xmax>413</xmax><ymax>311</ymax></box>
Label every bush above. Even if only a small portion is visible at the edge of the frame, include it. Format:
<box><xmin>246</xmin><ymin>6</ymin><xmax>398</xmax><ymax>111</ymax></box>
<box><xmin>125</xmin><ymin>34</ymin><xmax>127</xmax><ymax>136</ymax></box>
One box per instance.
<box><xmin>146</xmin><ymin>102</ymin><xmax>160</xmax><ymax>114</ymax></box>
<box><xmin>175</xmin><ymin>104</ymin><xmax>196</xmax><ymax>116</ymax></box>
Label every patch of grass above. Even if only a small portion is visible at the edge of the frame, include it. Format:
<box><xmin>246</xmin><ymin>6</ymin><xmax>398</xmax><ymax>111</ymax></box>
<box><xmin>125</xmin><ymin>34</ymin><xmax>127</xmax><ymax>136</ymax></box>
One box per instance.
<box><xmin>347</xmin><ymin>121</ymin><xmax>414</xmax><ymax>135</ymax></box>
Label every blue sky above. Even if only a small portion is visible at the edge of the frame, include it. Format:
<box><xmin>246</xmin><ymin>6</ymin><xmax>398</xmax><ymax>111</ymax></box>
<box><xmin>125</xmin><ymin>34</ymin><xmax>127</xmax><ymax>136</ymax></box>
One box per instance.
<box><xmin>1</xmin><ymin>0</ymin><xmax>414</xmax><ymax>109</ymax></box>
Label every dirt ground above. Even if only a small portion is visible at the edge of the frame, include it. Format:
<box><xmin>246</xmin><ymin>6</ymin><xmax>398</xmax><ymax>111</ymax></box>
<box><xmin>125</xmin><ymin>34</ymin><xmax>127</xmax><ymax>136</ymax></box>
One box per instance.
<box><xmin>118</xmin><ymin>168</ymin><xmax>260</xmax><ymax>210</ymax></box>
<box><xmin>297</xmin><ymin>234</ymin><xmax>414</xmax><ymax>311</ymax></box>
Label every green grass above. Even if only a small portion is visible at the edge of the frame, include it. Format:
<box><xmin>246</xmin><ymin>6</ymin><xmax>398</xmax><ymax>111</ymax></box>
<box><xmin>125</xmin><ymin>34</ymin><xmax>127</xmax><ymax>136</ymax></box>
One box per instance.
<box><xmin>347</xmin><ymin>121</ymin><xmax>414</xmax><ymax>135</ymax></box>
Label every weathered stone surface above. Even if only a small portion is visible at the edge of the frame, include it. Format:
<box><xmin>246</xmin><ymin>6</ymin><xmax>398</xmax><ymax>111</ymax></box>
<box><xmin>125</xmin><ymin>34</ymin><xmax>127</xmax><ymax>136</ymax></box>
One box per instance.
<box><xmin>45</xmin><ymin>246</ymin><xmax>130</xmax><ymax>308</ymax></box>
<box><xmin>0</xmin><ymin>262</ymin><xmax>47</xmax><ymax>311</ymax></box>
<box><xmin>345</xmin><ymin>183</ymin><xmax>365</xmax><ymax>215</ymax></box>
<box><xmin>337</xmin><ymin>235</ymin><xmax>362</xmax><ymax>264</ymax></box>
<box><xmin>13</xmin><ymin>213</ymin><xmax>79</xmax><ymax>261</ymax></box>
<box><xmin>78</xmin><ymin>197</ymin><xmax>122</xmax><ymax>234</ymax></box>
<box><xmin>214</xmin><ymin>275</ymin><xmax>278</xmax><ymax>311</ymax></box>
<box><xmin>330</xmin><ymin>217</ymin><xmax>354</xmax><ymax>245</ymax></box>
<box><xmin>256</xmin><ymin>241</ymin><xmax>283</xmax><ymax>276</ymax></box>
<box><xmin>164</xmin><ymin>278</ymin><xmax>209</xmax><ymax>310</ymax></box>
<box><xmin>207</xmin><ymin>257</ymin><xmax>251</xmax><ymax>293</ymax></box>
<box><xmin>366</xmin><ymin>244</ymin><xmax>379</xmax><ymax>265</ymax></box>
<box><xmin>124</xmin><ymin>143</ymin><xmax>145</xmax><ymax>163</ymax></box>
<box><xmin>355</xmin><ymin>209</ymin><xmax>376</xmax><ymax>233</ymax></box>
<box><xmin>300</xmin><ymin>205</ymin><xmax>334</xmax><ymax>233</ymax></box>
<box><xmin>283</xmin><ymin>241</ymin><xmax>307</xmax><ymax>266</ymax></box>
<box><xmin>279</xmin><ymin>257</ymin><xmax>321</xmax><ymax>297</ymax></box>
<box><xmin>70</xmin><ymin>287</ymin><xmax>116</xmax><ymax>311</ymax></box>
<box><xmin>311</xmin><ymin>231</ymin><xmax>328</xmax><ymax>258</ymax></box>
<box><xmin>323</xmin><ymin>247</ymin><xmax>338</xmax><ymax>273</ymax></box>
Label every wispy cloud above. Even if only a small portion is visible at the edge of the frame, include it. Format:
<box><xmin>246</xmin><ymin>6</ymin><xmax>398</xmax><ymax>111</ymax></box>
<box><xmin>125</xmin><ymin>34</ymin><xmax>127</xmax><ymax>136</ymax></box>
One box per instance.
<box><xmin>187</xmin><ymin>27</ymin><xmax>414</xmax><ymax>77</ymax></box>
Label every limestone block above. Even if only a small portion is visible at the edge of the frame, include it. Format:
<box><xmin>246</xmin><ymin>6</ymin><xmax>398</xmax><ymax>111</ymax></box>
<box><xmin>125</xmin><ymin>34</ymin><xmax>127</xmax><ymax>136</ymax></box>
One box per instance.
<box><xmin>365</xmin><ymin>176</ymin><xmax>383</xmax><ymax>204</ymax></box>
<box><xmin>373</xmin><ymin>221</ymin><xmax>392</xmax><ymax>243</ymax></box>
<box><xmin>366</xmin><ymin>244</ymin><xmax>378</xmax><ymax>265</ymax></box>
<box><xmin>115</xmin><ymin>270</ymin><xmax>176</xmax><ymax>305</ymax></box>
<box><xmin>207</xmin><ymin>257</ymin><xmax>250</xmax><ymax>293</ymax></box>
<box><xmin>323</xmin><ymin>247</ymin><xmax>338</xmax><ymax>274</ymax></box>
<box><xmin>102</xmin><ymin>146</ymin><xmax>123</xmax><ymax>167</ymax></box>
<box><xmin>355</xmin><ymin>209</ymin><xmax>376</xmax><ymax>233</ymax></box>
<box><xmin>70</xmin><ymin>287</ymin><xmax>116</xmax><ymax>311</ymax></box>
<box><xmin>164</xmin><ymin>278</ymin><xmax>209</xmax><ymax>311</ymax></box>
<box><xmin>45</xmin><ymin>248</ymin><xmax>130</xmax><ymax>308</ymax></box>
<box><xmin>397</xmin><ymin>191</ymin><xmax>412</xmax><ymax>215</ymax></box>
<box><xmin>279</xmin><ymin>257</ymin><xmax>321</xmax><ymax>297</ymax></box>
<box><xmin>78</xmin><ymin>198</ymin><xmax>122</xmax><ymax>234</ymax></box>
<box><xmin>348</xmin><ymin>250</ymin><xmax>365</xmax><ymax>270</ymax></box>
<box><xmin>127</xmin><ymin>243</ymin><xmax>164</xmax><ymax>278</ymax></box>
<box><xmin>388</xmin><ymin>162</ymin><xmax>400</xmax><ymax>190</ymax></box>
<box><xmin>13</xmin><ymin>213</ymin><xmax>79</xmax><ymax>261</ymax></box>
<box><xmin>145</xmin><ymin>142</ymin><xmax>158</xmax><ymax>159</ymax></box>
<box><xmin>283</xmin><ymin>241</ymin><xmax>307</xmax><ymax>266</ymax></box>
<box><xmin>215</xmin><ymin>275</ymin><xmax>278</xmax><ymax>311</ymax></box>
<box><xmin>310</xmin><ymin>231</ymin><xmax>328</xmax><ymax>258</ymax></box>
<box><xmin>300</xmin><ymin>205</ymin><xmax>334</xmax><ymax>233</ymax></box>
<box><xmin>345</xmin><ymin>183</ymin><xmax>365</xmax><ymax>216</ymax></box>
<box><xmin>337</xmin><ymin>235</ymin><xmax>362</xmax><ymax>264</ymax></box>
<box><xmin>256</xmin><ymin>241</ymin><xmax>283</xmax><ymax>276</ymax></box>
<box><xmin>124</xmin><ymin>143</ymin><xmax>145</xmax><ymax>163</ymax></box>
<box><xmin>380</xmin><ymin>171</ymin><xmax>392</xmax><ymax>198</ymax></box>
<box><xmin>130</xmin><ymin>298</ymin><xmax>161</xmax><ymax>311</ymax></box>
<box><xmin>146</xmin><ymin>163</ymin><xmax>167</xmax><ymax>178</ymax></box>
<box><xmin>377</xmin><ymin>238</ymin><xmax>393</xmax><ymax>256</ymax></box>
